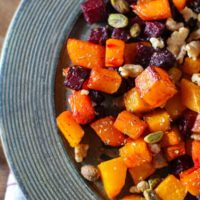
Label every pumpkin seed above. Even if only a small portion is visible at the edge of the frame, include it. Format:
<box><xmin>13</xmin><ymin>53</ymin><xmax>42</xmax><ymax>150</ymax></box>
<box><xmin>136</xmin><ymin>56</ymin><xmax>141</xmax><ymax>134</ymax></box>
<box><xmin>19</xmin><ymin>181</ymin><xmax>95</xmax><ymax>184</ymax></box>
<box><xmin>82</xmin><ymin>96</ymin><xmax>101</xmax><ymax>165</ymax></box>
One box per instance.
<box><xmin>148</xmin><ymin>178</ymin><xmax>161</xmax><ymax>189</ymax></box>
<box><xmin>130</xmin><ymin>23</ymin><xmax>141</xmax><ymax>38</ymax></box>
<box><xmin>108</xmin><ymin>14</ymin><xmax>128</xmax><ymax>28</ymax></box>
<box><xmin>111</xmin><ymin>0</ymin><xmax>130</xmax><ymax>14</ymax></box>
<box><xmin>143</xmin><ymin>189</ymin><xmax>160</xmax><ymax>200</ymax></box>
<box><xmin>144</xmin><ymin>131</ymin><xmax>164</xmax><ymax>144</ymax></box>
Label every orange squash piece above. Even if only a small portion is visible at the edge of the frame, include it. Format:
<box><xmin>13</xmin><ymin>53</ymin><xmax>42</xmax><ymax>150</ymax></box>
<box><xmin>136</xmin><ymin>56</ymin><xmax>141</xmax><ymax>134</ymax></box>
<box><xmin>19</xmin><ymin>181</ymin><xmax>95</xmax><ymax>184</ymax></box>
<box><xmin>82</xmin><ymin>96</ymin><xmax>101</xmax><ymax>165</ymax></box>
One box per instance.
<box><xmin>122</xmin><ymin>195</ymin><xmax>145</xmax><ymax>200</ymax></box>
<box><xmin>191</xmin><ymin>140</ymin><xmax>200</xmax><ymax>167</ymax></box>
<box><xmin>87</xmin><ymin>68</ymin><xmax>122</xmax><ymax>94</ymax></box>
<box><xmin>129</xmin><ymin>162</ymin><xmax>156</xmax><ymax>184</ymax></box>
<box><xmin>164</xmin><ymin>141</ymin><xmax>186</xmax><ymax>161</ymax></box>
<box><xmin>120</xmin><ymin>138</ymin><xmax>152</xmax><ymax>168</ymax></box>
<box><xmin>173</xmin><ymin>0</ymin><xmax>186</xmax><ymax>11</ymax></box>
<box><xmin>155</xmin><ymin>175</ymin><xmax>187</xmax><ymax>200</ymax></box>
<box><xmin>67</xmin><ymin>39</ymin><xmax>105</xmax><ymax>69</ymax></box>
<box><xmin>182</xmin><ymin>57</ymin><xmax>200</xmax><ymax>75</ymax></box>
<box><xmin>105</xmin><ymin>39</ymin><xmax>125</xmax><ymax>67</ymax></box>
<box><xmin>181</xmin><ymin>79</ymin><xmax>200</xmax><ymax>113</ymax></box>
<box><xmin>192</xmin><ymin>113</ymin><xmax>200</xmax><ymax>133</ymax></box>
<box><xmin>144</xmin><ymin>110</ymin><xmax>171</xmax><ymax>132</ymax></box>
<box><xmin>132</xmin><ymin>0</ymin><xmax>171</xmax><ymax>21</ymax></box>
<box><xmin>114</xmin><ymin>111</ymin><xmax>147</xmax><ymax>139</ymax></box>
<box><xmin>165</xmin><ymin>92</ymin><xmax>186</xmax><ymax>120</ymax></box>
<box><xmin>135</xmin><ymin>66</ymin><xmax>177</xmax><ymax>107</ymax></box>
<box><xmin>180</xmin><ymin>167</ymin><xmax>200</xmax><ymax>196</ymax></box>
<box><xmin>68</xmin><ymin>91</ymin><xmax>95</xmax><ymax>125</ymax></box>
<box><xmin>56</xmin><ymin>111</ymin><xmax>84</xmax><ymax>147</ymax></box>
<box><xmin>161</xmin><ymin>126</ymin><xmax>182</xmax><ymax>147</ymax></box>
<box><xmin>90</xmin><ymin>116</ymin><xmax>126</xmax><ymax>147</ymax></box>
<box><xmin>98</xmin><ymin>157</ymin><xmax>127</xmax><ymax>199</ymax></box>
<box><xmin>124</xmin><ymin>88</ymin><xmax>153</xmax><ymax>113</ymax></box>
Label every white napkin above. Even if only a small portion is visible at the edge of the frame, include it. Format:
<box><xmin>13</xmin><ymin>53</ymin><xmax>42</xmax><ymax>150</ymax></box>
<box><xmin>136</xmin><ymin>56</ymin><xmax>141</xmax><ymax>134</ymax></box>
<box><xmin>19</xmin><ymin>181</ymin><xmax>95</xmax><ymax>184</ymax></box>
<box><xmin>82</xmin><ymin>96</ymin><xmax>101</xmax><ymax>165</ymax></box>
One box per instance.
<box><xmin>4</xmin><ymin>173</ymin><xmax>25</xmax><ymax>200</ymax></box>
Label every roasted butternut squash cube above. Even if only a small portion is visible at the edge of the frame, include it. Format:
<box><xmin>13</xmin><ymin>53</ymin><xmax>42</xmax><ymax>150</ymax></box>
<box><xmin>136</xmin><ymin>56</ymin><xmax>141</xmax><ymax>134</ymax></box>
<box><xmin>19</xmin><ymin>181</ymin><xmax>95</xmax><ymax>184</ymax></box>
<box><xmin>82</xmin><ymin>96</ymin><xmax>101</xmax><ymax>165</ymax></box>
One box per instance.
<box><xmin>67</xmin><ymin>39</ymin><xmax>105</xmax><ymax>69</ymax></box>
<box><xmin>124</xmin><ymin>88</ymin><xmax>153</xmax><ymax>113</ymax></box>
<box><xmin>57</xmin><ymin>111</ymin><xmax>84</xmax><ymax>147</ymax></box>
<box><xmin>155</xmin><ymin>175</ymin><xmax>187</xmax><ymax>200</ymax></box>
<box><xmin>180</xmin><ymin>167</ymin><xmax>200</xmax><ymax>196</ymax></box>
<box><xmin>98</xmin><ymin>157</ymin><xmax>127</xmax><ymax>199</ymax></box>
<box><xmin>181</xmin><ymin>79</ymin><xmax>200</xmax><ymax>112</ymax></box>
<box><xmin>144</xmin><ymin>110</ymin><xmax>171</xmax><ymax>132</ymax></box>
<box><xmin>122</xmin><ymin>195</ymin><xmax>145</xmax><ymax>200</ymax></box>
<box><xmin>165</xmin><ymin>92</ymin><xmax>186</xmax><ymax>120</ymax></box>
<box><xmin>161</xmin><ymin>126</ymin><xmax>182</xmax><ymax>147</ymax></box>
<box><xmin>68</xmin><ymin>91</ymin><xmax>95</xmax><ymax>125</ymax></box>
<box><xmin>133</xmin><ymin>0</ymin><xmax>171</xmax><ymax>21</ymax></box>
<box><xmin>90</xmin><ymin>116</ymin><xmax>126</xmax><ymax>147</ymax></box>
<box><xmin>87</xmin><ymin>68</ymin><xmax>122</xmax><ymax>94</ymax></box>
<box><xmin>114</xmin><ymin>111</ymin><xmax>147</xmax><ymax>139</ymax></box>
<box><xmin>120</xmin><ymin>138</ymin><xmax>152</xmax><ymax>168</ymax></box>
<box><xmin>191</xmin><ymin>140</ymin><xmax>200</xmax><ymax>167</ymax></box>
<box><xmin>182</xmin><ymin>57</ymin><xmax>200</xmax><ymax>75</ymax></box>
<box><xmin>164</xmin><ymin>141</ymin><xmax>186</xmax><ymax>161</ymax></box>
<box><xmin>192</xmin><ymin>114</ymin><xmax>200</xmax><ymax>133</ymax></box>
<box><xmin>129</xmin><ymin>162</ymin><xmax>156</xmax><ymax>184</ymax></box>
<box><xmin>105</xmin><ymin>39</ymin><xmax>125</xmax><ymax>67</ymax></box>
<box><xmin>135</xmin><ymin>66</ymin><xmax>177</xmax><ymax>107</ymax></box>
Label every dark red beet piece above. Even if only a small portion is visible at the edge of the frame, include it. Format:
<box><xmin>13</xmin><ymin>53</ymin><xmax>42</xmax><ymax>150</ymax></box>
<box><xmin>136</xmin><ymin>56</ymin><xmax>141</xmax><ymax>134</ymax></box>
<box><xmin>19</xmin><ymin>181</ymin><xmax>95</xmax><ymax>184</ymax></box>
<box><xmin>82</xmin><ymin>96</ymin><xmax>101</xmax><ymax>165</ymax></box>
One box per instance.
<box><xmin>135</xmin><ymin>44</ymin><xmax>154</xmax><ymax>67</ymax></box>
<box><xmin>169</xmin><ymin>155</ymin><xmax>194</xmax><ymax>176</ymax></box>
<box><xmin>144</xmin><ymin>22</ymin><xmax>165</xmax><ymax>38</ymax></box>
<box><xmin>89</xmin><ymin>90</ymin><xmax>105</xmax><ymax>104</ymax></box>
<box><xmin>81</xmin><ymin>0</ymin><xmax>107</xmax><ymax>24</ymax></box>
<box><xmin>178</xmin><ymin>110</ymin><xmax>197</xmax><ymax>140</ymax></box>
<box><xmin>111</xmin><ymin>28</ymin><xmax>131</xmax><ymax>42</ymax></box>
<box><xmin>149</xmin><ymin>49</ymin><xmax>176</xmax><ymax>69</ymax></box>
<box><xmin>185</xmin><ymin>18</ymin><xmax>198</xmax><ymax>31</ymax></box>
<box><xmin>88</xmin><ymin>27</ymin><xmax>109</xmax><ymax>45</ymax></box>
<box><xmin>188</xmin><ymin>0</ymin><xmax>200</xmax><ymax>13</ymax></box>
<box><xmin>64</xmin><ymin>66</ymin><xmax>90</xmax><ymax>90</ymax></box>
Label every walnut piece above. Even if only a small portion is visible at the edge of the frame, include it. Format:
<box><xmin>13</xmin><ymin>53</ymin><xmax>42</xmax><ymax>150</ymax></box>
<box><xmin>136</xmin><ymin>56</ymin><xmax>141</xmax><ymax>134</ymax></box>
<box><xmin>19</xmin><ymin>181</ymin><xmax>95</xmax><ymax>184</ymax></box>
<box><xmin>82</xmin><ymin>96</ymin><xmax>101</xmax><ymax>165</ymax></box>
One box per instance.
<box><xmin>186</xmin><ymin>41</ymin><xmax>200</xmax><ymax>60</ymax></box>
<box><xmin>167</xmin><ymin>27</ymin><xmax>189</xmax><ymax>58</ymax></box>
<box><xmin>177</xmin><ymin>44</ymin><xmax>187</xmax><ymax>64</ymax></box>
<box><xmin>187</xmin><ymin>29</ymin><xmax>200</xmax><ymax>42</ymax></box>
<box><xmin>166</xmin><ymin>18</ymin><xmax>184</xmax><ymax>31</ymax></box>
<box><xmin>119</xmin><ymin>64</ymin><xmax>144</xmax><ymax>78</ymax></box>
<box><xmin>181</xmin><ymin>7</ymin><xmax>197</xmax><ymax>22</ymax></box>
<box><xmin>191</xmin><ymin>73</ymin><xmax>200</xmax><ymax>86</ymax></box>
<box><xmin>74</xmin><ymin>144</ymin><xmax>89</xmax><ymax>163</ymax></box>
<box><xmin>81</xmin><ymin>165</ymin><xmax>100</xmax><ymax>182</ymax></box>
<box><xmin>150</xmin><ymin>37</ymin><xmax>165</xmax><ymax>49</ymax></box>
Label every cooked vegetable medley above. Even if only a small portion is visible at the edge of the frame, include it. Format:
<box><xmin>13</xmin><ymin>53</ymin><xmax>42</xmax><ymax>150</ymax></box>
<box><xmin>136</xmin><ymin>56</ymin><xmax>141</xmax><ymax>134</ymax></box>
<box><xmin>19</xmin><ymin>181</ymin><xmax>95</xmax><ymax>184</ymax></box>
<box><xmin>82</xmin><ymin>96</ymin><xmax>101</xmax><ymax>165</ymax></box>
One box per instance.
<box><xmin>57</xmin><ymin>0</ymin><xmax>200</xmax><ymax>199</ymax></box>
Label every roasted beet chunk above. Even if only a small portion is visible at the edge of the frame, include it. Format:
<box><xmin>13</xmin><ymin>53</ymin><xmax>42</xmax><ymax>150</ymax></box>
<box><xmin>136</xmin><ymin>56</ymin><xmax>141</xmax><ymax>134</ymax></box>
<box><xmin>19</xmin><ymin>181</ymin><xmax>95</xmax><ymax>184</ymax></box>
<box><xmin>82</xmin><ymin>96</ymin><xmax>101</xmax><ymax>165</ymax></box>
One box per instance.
<box><xmin>149</xmin><ymin>49</ymin><xmax>176</xmax><ymax>69</ymax></box>
<box><xmin>170</xmin><ymin>155</ymin><xmax>194</xmax><ymax>175</ymax></box>
<box><xmin>89</xmin><ymin>90</ymin><xmax>105</xmax><ymax>104</ymax></box>
<box><xmin>81</xmin><ymin>0</ymin><xmax>107</xmax><ymax>24</ymax></box>
<box><xmin>144</xmin><ymin>22</ymin><xmax>165</xmax><ymax>38</ymax></box>
<box><xmin>64</xmin><ymin>66</ymin><xmax>90</xmax><ymax>90</ymax></box>
<box><xmin>178</xmin><ymin>110</ymin><xmax>197</xmax><ymax>140</ymax></box>
<box><xmin>111</xmin><ymin>28</ymin><xmax>131</xmax><ymax>42</ymax></box>
<box><xmin>88</xmin><ymin>27</ymin><xmax>109</xmax><ymax>45</ymax></box>
<box><xmin>135</xmin><ymin>44</ymin><xmax>154</xmax><ymax>67</ymax></box>
<box><xmin>188</xmin><ymin>0</ymin><xmax>200</xmax><ymax>13</ymax></box>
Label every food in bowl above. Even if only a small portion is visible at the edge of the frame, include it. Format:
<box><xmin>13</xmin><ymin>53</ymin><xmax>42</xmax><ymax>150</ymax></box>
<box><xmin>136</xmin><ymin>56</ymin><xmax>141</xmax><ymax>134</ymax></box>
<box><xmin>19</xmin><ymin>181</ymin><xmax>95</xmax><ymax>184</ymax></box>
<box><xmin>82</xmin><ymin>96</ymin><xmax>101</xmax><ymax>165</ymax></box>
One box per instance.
<box><xmin>57</xmin><ymin>0</ymin><xmax>200</xmax><ymax>199</ymax></box>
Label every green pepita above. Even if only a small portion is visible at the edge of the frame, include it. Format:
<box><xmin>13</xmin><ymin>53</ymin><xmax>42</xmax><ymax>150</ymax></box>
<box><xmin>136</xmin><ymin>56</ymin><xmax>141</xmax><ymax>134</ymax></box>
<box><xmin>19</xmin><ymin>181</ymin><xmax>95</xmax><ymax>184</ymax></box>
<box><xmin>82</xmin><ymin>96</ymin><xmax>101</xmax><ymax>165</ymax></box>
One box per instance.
<box><xmin>144</xmin><ymin>131</ymin><xmax>164</xmax><ymax>144</ymax></box>
<box><xmin>130</xmin><ymin>23</ymin><xmax>141</xmax><ymax>38</ymax></box>
<box><xmin>108</xmin><ymin>13</ymin><xmax>128</xmax><ymax>28</ymax></box>
<box><xmin>148</xmin><ymin>178</ymin><xmax>162</xmax><ymax>189</ymax></box>
<box><xmin>111</xmin><ymin>0</ymin><xmax>130</xmax><ymax>14</ymax></box>
<box><xmin>143</xmin><ymin>189</ymin><xmax>160</xmax><ymax>200</ymax></box>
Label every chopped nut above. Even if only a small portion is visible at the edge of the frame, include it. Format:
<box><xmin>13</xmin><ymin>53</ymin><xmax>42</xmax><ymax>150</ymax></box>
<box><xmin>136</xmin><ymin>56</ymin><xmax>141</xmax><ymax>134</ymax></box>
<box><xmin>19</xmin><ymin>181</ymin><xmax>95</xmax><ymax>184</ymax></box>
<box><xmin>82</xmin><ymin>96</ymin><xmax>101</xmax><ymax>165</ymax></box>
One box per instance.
<box><xmin>148</xmin><ymin>143</ymin><xmax>161</xmax><ymax>155</ymax></box>
<box><xmin>181</xmin><ymin>7</ymin><xmax>197</xmax><ymax>22</ymax></box>
<box><xmin>130</xmin><ymin>23</ymin><xmax>141</xmax><ymax>38</ymax></box>
<box><xmin>111</xmin><ymin>0</ymin><xmax>130</xmax><ymax>14</ymax></box>
<box><xmin>62</xmin><ymin>68</ymin><xmax>69</xmax><ymax>77</ymax></box>
<box><xmin>137</xmin><ymin>181</ymin><xmax>150</xmax><ymax>192</ymax></box>
<box><xmin>152</xmin><ymin>152</ymin><xmax>168</xmax><ymax>169</ymax></box>
<box><xmin>186</xmin><ymin>41</ymin><xmax>200</xmax><ymax>60</ymax></box>
<box><xmin>81</xmin><ymin>165</ymin><xmax>100</xmax><ymax>182</ymax></box>
<box><xmin>191</xmin><ymin>73</ymin><xmax>200</xmax><ymax>86</ymax></box>
<box><xmin>167</xmin><ymin>27</ymin><xmax>189</xmax><ymax>58</ymax></box>
<box><xmin>81</xmin><ymin>89</ymin><xmax>89</xmax><ymax>95</ymax></box>
<box><xmin>74</xmin><ymin>144</ymin><xmax>89</xmax><ymax>163</ymax></box>
<box><xmin>108</xmin><ymin>13</ymin><xmax>128</xmax><ymax>28</ymax></box>
<box><xmin>166</xmin><ymin>18</ymin><xmax>184</xmax><ymax>31</ymax></box>
<box><xmin>177</xmin><ymin>45</ymin><xmax>187</xmax><ymax>64</ymax></box>
<box><xmin>191</xmin><ymin>133</ymin><xmax>200</xmax><ymax>141</ymax></box>
<box><xmin>119</xmin><ymin>64</ymin><xmax>144</xmax><ymax>78</ymax></box>
<box><xmin>168</xmin><ymin>67</ymin><xmax>182</xmax><ymax>83</ymax></box>
<box><xmin>129</xmin><ymin>186</ymin><xmax>141</xmax><ymax>194</ymax></box>
<box><xmin>187</xmin><ymin>29</ymin><xmax>200</xmax><ymax>42</ymax></box>
<box><xmin>150</xmin><ymin>37</ymin><xmax>165</xmax><ymax>49</ymax></box>
<box><xmin>143</xmin><ymin>189</ymin><xmax>160</xmax><ymax>200</ymax></box>
<box><xmin>198</xmin><ymin>14</ymin><xmax>200</xmax><ymax>22</ymax></box>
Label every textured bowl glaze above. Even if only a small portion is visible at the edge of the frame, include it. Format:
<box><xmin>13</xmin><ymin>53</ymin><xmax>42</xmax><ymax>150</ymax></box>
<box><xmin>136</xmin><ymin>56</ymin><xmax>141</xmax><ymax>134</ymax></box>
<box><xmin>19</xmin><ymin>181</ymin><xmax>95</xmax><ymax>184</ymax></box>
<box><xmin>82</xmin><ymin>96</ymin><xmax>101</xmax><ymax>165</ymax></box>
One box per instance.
<box><xmin>0</xmin><ymin>0</ymin><xmax>109</xmax><ymax>199</ymax></box>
